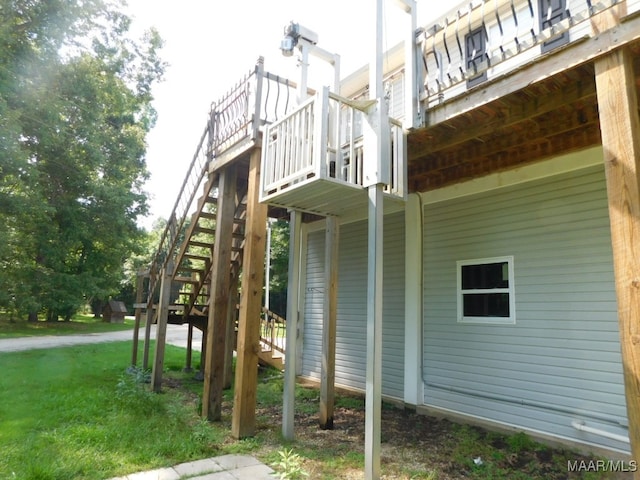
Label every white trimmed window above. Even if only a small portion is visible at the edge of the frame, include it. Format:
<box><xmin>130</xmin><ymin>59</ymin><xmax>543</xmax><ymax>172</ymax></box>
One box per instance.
<box><xmin>457</xmin><ymin>256</ymin><xmax>516</xmax><ymax>324</ymax></box>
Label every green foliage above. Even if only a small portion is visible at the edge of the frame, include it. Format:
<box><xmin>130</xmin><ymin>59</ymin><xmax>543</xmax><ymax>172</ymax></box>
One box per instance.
<box><xmin>267</xmin><ymin>219</ymin><xmax>289</xmax><ymax>316</ymax></box>
<box><xmin>272</xmin><ymin>448</ymin><xmax>310</xmax><ymax>480</ymax></box>
<box><xmin>506</xmin><ymin>431</ymin><xmax>537</xmax><ymax>453</ymax></box>
<box><xmin>0</xmin><ymin>0</ymin><xmax>166</xmax><ymax>320</ymax></box>
<box><xmin>0</xmin><ymin>342</ymin><xmax>221</xmax><ymax>479</ymax></box>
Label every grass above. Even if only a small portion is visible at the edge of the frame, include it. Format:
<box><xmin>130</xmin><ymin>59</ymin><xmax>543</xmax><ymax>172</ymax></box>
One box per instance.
<box><xmin>0</xmin><ymin>339</ymin><xmax>621</xmax><ymax>479</ymax></box>
<box><xmin>0</xmin><ymin>342</ymin><xmax>220</xmax><ymax>480</ymax></box>
<box><xmin>0</xmin><ymin>313</ymin><xmax>135</xmax><ymax>338</ymax></box>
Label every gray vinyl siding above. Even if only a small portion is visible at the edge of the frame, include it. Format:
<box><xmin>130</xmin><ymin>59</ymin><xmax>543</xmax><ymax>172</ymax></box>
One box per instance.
<box><xmin>301</xmin><ymin>212</ymin><xmax>405</xmax><ymax>399</ymax></box>
<box><xmin>422</xmin><ymin>165</ymin><xmax>628</xmax><ymax>453</ymax></box>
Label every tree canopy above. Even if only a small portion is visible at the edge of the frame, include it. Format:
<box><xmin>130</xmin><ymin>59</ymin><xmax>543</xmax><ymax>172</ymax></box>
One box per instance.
<box><xmin>0</xmin><ymin>0</ymin><xmax>165</xmax><ymax>320</ymax></box>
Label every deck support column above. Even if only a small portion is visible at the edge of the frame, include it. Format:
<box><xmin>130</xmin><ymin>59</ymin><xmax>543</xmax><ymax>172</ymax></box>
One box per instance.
<box><xmin>365</xmin><ymin>184</ymin><xmax>384</xmax><ymax>479</ymax></box>
<box><xmin>131</xmin><ymin>269</ymin><xmax>146</xmax><ymax>367</ymax></box>
<box><xmin>232</xmin><ymin>148</ymin><xmax>268</xmax><ymax>438</ymax></box>
<box><xmin>184</xmin><ymin>323</ymin><xmax>194</xmax><ymax>372</ymax></box>
<box><xmin>142</xmin><ymin>304</ymin><xmax>153</xmax><ymax>370</ymax></box>
<box><xmin>595</xmin><ymin>46</ymin><xmax>640</xmax><ymax>466</ymax></box>
<box><xmin>320</xmin><ymin>216</ymin><xmax>339</xmax><ymax>429</ymax></box>
<box><xmin>363</xmin><ymin>0</ymin><xmax>389</xmax><ymax>477</ymax></box>
<box><xmin>224</xmin><ymin>273</ymin><xmax>240</xmax><ymax>389</ymax></box>
<box><xmin>202</xmin><ymin>164</ymin><xmax>237</xmax><ymax>421</ymax></box>
<box><xmin>283</xmin><ymin>209</ymin><xmax>302</xmax><ymax>440</ymax></box>
<box><xmin>151</xmin><ymin>260</ymin><xmax>173</xmax><ymax>392</ymax></box>
<box><xmin>404</xmin><ymin>193</ymin><xmax>424</xmax><ymax>406</ymax></box>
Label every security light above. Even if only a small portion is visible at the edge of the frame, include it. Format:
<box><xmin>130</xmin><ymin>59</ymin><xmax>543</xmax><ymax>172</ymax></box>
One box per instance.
<box><xmin>280</xmin><ymin>22</ymin><xmax>319</xmax><ymax>57</ymax></box>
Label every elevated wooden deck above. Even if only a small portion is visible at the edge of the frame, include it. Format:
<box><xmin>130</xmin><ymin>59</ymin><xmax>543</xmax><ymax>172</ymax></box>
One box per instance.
<box><xmin>409</xmin><ymin>0</ymin><xmax>640</xmax><ymax>192</ymax></box>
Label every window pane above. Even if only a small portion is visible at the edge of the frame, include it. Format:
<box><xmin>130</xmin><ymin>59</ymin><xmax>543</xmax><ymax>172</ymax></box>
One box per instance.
<box><xmin>461</xmin><ymin>262</ymin><xmax>509</xmax><ymax>289</ymax></box>
<box><xmin>463</xmin><ymin>293</ymin><xmax>510</xmax><ymax>317</ymax></box>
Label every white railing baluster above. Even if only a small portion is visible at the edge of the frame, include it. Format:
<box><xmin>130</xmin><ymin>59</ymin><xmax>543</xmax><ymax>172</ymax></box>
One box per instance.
<box><xmin>259</xmin><ymin>87</ymin><xmax>407</xmax><ymax>202</ymax></box>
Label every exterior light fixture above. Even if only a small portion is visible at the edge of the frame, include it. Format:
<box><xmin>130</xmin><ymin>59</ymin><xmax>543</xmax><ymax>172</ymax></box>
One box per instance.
<box><xmin>280</xmin><ymin>22</ymin><xmax>319</xmax><ymax>57</ymax></box>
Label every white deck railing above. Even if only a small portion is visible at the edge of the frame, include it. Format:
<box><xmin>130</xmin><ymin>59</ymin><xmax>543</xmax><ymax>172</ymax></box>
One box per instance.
<box><xmin>260</xmin><ymin>87</ymin><xmax>406</xmax><ymax>205</ymax></box>
<box><xmin>420</xmin><ymin>0</ymin><xmax>635</xmax><ymax>108</ymax></box>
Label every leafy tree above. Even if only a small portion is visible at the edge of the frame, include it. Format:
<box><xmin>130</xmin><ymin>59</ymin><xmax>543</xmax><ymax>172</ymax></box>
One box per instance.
<box><xmin>267</xmin><ymin>219</ymin><xmax>289</xmax><ymax>317</ymax></box>
<box><xmin>0</xmin><ymin>0</ymin><xmax>165</xmax><ymax>320</ymax></box>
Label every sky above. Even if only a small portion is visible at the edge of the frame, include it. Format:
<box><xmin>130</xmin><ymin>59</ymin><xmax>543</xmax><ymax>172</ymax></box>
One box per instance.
<box><xmin>124</xmin><ymin>1</ymin><xmax>444</xmax><ymax>229</ymax></box>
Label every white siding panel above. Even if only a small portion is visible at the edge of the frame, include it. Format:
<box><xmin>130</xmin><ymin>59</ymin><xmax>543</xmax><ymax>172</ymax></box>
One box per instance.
<box><xmin>422</xmin><ymin>165</ymin><xmax>629</xmax><ymax>453</ymax></box>
<box><xmin>301</xmin><ymin>212</ymin><xmax>406</xmax><ymax>399</ymax></box>
<box><xmin>301</xmin><ymin>230</ymin><xmax>324</xmax><ymax>380</ymax></box>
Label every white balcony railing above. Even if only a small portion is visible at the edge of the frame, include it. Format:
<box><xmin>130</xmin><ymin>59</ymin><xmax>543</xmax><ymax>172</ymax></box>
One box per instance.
<box><xmin>260</xmin><ymin>87</ymin><xmax>406</xmax><ymax>212</ymax></box>
<box><xmin>420</xmin><ymin>0</ymin><xmax>636</xmax><ymax>108</ymax></box>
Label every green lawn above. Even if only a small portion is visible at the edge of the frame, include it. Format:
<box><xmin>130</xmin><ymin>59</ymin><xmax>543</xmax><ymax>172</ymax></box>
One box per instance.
<box><xmin>0</xmin><ymin>342</ymin><xmax>224</xmax><ymax>480</ymax></box>
<box><xmin>0</xmin><ymin>338</ymin><xmax>616</xmax><ymax>480</ymax></box>
<box><xmin>0</xmin><ymin>313</ymin><xmax>135</xmax><ymax>338</ymax></box>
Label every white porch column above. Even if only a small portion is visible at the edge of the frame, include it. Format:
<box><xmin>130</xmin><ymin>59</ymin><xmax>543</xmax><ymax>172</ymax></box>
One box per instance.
<box><xmin>363</xmin><ymin>0</ymin><xmax>388</xmax><ymax>478</ymax></box>
<box><xmin>283</xmin><ymin>210</ymin><xmax>302</xmax><ymax>441</ymax></box>
<box><xmin>404</xmin><ymin>193</ymin><xmax>424</xmax><ymax>406</ymax></box>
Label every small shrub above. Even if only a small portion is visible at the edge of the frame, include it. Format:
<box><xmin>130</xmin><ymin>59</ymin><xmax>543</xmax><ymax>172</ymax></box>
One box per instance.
<box><xmin>115</xmin><ymin>369</ymin><xmax>162</xmax><ymax>413</ymax></box>
<box><xmin>272</xmin><ymin>448</ymin><xmax>309</xmax><ymax>480</ymax></box>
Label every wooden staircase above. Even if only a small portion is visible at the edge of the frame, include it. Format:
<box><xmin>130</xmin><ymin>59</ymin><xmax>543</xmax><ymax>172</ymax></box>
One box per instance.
<box><xmin>257</xmin><ymin>307</ymin><xmax>286</xmax><ymax>370</ymax></box>
<box><xmin>132</xmin><ymin>58</ymin><xmax>300</xmax><ymax>401</ymax></box>
<box><xmin>168</xmin><ymin>171</ymin><xmax>249</xmax><ymax>332</ymax></box>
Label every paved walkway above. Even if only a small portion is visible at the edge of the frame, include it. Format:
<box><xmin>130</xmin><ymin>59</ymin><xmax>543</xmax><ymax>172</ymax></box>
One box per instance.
<box><xmin>1</xmin><ymin>326</ymin><xmax>276</xmax><ymax>480</ymax></box>
<box><xmin>108</xmin><ymin>455</ymin><xmax>276</xmax><ymax>480</ymax></box>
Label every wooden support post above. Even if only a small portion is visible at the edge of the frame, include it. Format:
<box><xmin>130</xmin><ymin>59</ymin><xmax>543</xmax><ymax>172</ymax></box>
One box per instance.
<box><xmin>184</xmin><ymin>323</ymin><xmax>194</xmax><ymax>372</ymax></box>
<box><xmin>283</xmin><ymin>209</ymin><xmax>302</xmax><ymax>440</ymax></box>
<box><xmin>232</xmin><ymin>149</ymin><xmax>268</xmax><ymax>439</ymax></box>
<box><xmin>224</xmin><ymin>274</ymin><xmax>239</xmax><ymax>389</ymax></box>
<box><xmin>202</xmin><ymin>165</ymin><xmax>237</xmax><ymax>421</ymax></box>
<box><xmin>142</xmin><ymin>304</ymin><xmax>153</xmax><ymax>371</ymax></box>
<box><xmin>595</xmin><ymin>46</ymin><xmax>640</xmax><ymax>467</ymax></box>
<box><xmin>151</xmin><ymin>261</ymin><xmax>173</xmax><ymax>392</ymax></box>
<box><xmin>131</xmin><ymin>269</ymin><xmax>145</xmax><ymax>367</ymax></box>
<box><xmin>198</xmin><ymin>327</ymin><xmax>206</xmax><ymax>380</ymax></box>
<box><xmin>320</xmin><ymin>216</ymin><xmax>339</xmax><ymax>429</ymax></box>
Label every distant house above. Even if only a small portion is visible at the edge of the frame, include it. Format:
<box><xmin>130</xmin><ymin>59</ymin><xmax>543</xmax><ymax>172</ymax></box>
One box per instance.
<box><xmin>103</xmin><ymin>300</ymin><xmax>128</xmax><ymax>323</ymax></box>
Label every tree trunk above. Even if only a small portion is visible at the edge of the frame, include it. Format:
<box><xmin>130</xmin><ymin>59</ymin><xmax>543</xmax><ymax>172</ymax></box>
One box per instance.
<box><xmin>28</xmin><ymin>311</ymin><xmax>38</xmax><ymax>323</ymax></box>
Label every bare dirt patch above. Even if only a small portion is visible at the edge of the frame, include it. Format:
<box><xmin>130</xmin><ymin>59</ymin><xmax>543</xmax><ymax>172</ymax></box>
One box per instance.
<box><xmin>167</xmin><ymin>372</ymin><xmax>630</xmax><ymax>479</ymax></box>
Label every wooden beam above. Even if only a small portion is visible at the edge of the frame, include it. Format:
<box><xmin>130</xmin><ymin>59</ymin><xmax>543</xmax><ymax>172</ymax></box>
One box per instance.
<box><xmin>142</xmin><ymin>305</ymin><xmax>153</xmax><ymax>371</ymax></box>
<box><xmin>224</xmin><ymin>273</ymin><xmax>239</xmax><ymax>389</ymax></box>
<box><xmin>411</xmin><ymin>75</ymin><xmax>597</xmax><ymax>158</ymax></box>
<box><xmin>151</xmin><ymin>261</ymin><xmax>173</xmax><ymax>392</ymax></box>
<box><xmin>595</xmin><ymin>46</ymin><xmax>640</xmax><ymax>470</ymax></box>
<box><xmin>184</xmin><ymin>323</ymin><xmax>194</xmax><ymax>372</ymax></box>
<box><xmin>319</xmin><ymin>216</ymin><xmax>339</xmax><ymax>430</ymax></box>
<box><xmin>409</xmin><ymin>121</ymin><xmax>601</xmax><ymax>192</ymax></box>
<box><xmin>202</xmin><ymin>164</ymin><xmax>237</xmax><ymax>421</ymax></box>
<box><xmin>232</xmin><ymin>149</ymin><xmax>268</xmax><ymax>438</ymax></box>
<box><xmin>410</xmin><ymin>105</ymin><xmax>601</xmax><ymax>176</ymax></box>
<box><xmin>319</xmin><ymin>216</ymin><xmax>339</xmax><ymax>429</ymax></box>
<box><xmin>131</xmin><ymin>269</ymin><xmax>145</xmax><ymax>367</ymax></box>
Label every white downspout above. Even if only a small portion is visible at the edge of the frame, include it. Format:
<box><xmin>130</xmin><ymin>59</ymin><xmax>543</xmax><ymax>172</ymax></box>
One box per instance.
<box><xmin>572</xmin><ymin>420</ymin><xmax>630</xmax><ymax>444</ymax></box>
